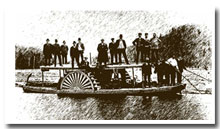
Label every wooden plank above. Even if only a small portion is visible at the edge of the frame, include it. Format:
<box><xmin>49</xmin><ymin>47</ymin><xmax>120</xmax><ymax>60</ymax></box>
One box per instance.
<box><xmin>40</xmin><ymin>63</ymin><xmax>143</xmax><ymax>71</ymax></box>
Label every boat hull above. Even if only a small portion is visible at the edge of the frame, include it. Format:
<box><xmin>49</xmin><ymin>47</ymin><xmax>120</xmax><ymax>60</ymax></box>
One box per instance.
<box><xmin>23</xmin><ymin>84</ymin><xmax>186</xmax><ymax>96</ymax></box>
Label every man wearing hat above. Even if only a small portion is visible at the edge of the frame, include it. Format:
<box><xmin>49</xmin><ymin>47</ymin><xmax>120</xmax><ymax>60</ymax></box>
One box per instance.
<box><xmin>150</xmin><ymin>33</ymin><xmax>161</xmax><ymax>63</ymax></box>
<box><xmin>115</xmin><ymin>34</ymin><xmax>129</xmax><ymax>64</ymax></box>
<box><xmin>76</xmin><ymin>38</ymin><xmax>85</xmax><ymax>64</ymax></box>
<box><xmin>43</xmin><ymin>38</ymin><xmax>52</xmax><ymax>66</ymax></box>
<box><xmin>53</xmin><ymin>39</ymin><xmax>62</xmax><ymax>67</ymax></box>
<box><xmin>97</xmin><ymin>39</ymin><xmax>108</xmax><ymax>66</ymax></box>
<box><xmin>143</xmin><ymin>33</ymin><xmax>151</xmax><ymax>61</ymax></box>
<box><xmin>132</xmin><ymin>33</ymin><xmax>145</xmax><ymax>64</ymax></box>
<box><xmin>70</xmin><ymin>41</ymin><xmax>79</xmax><ymax>68</ymax></box>
<box><xmin>61</xmin><ymin>40</ymin><xmax>69</xmax><ymax>64</ymax></box>
<box><xmin>109</xmin><ymin>38</ymin><xmax>117</xmax><ymax>64</ymax></box>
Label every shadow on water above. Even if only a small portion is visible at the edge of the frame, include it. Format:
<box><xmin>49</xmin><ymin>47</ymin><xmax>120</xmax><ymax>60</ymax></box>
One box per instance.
<box><xmin>96</xmin><ymin>95</ymin><xmax>127</xmax><ymax>120</ymax></box>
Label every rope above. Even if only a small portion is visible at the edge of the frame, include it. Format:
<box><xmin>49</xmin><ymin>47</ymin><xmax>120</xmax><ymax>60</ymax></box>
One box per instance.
<box><xmin>166</xmin><ymin>61</ymin><xmax>202</xmax><ymax>94</ymax></box>
<box><xmin>185</xmin><ymin>69</ymin><xmax>212</xmax><ymax>82</ymax></box>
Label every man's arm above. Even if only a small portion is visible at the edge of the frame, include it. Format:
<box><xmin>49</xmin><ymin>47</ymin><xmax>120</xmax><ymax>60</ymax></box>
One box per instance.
<box><xmin>132</xmin><ymin>39</ymin><xmax>136</xmax><ymax>46</ymax></box>
<box><xmin>123</xmin><ymin>40</ymin><xmax>127</xmax><ymax>49</ymax></box>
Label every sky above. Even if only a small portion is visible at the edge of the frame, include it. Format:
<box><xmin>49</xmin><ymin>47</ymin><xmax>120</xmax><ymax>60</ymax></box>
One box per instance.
<box><xmin>5</xmin><ymin>10</ymin><xmax>213</xmax><ymax>57</ymax></box>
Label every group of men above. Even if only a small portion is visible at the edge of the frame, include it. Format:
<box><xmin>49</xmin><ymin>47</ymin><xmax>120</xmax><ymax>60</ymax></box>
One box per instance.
<box><xmin>97</xmin><ymin>33</ymin><xmax>161</xmax><ymax>66</ymax></box>
<box><xmin>43</xmin><ymin>38</ymin><xmax>85</xmax><ymax>68</ymax></box>
<box><xmin>142</xmin><ymin>55</ymin><xmax>186</xmax><ymax>87</ymax></box>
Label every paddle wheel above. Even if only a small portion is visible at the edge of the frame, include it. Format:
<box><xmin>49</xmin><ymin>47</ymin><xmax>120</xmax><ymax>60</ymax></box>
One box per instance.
<box><xmin>59</xmin><ymin>70</ymin><xmax>99</xmax><ymax>90</ymax></box>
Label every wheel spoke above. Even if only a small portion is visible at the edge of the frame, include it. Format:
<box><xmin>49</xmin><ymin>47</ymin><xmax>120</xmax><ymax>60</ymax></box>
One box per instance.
<box><xmin>60</xmin><ymin>70</ymin><xmax>94</xmax><ymax>90</ymax></box>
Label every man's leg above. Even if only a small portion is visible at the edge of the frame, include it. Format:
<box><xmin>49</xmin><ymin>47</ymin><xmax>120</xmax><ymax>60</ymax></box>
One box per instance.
<box><xmin>118</xmin><ymin>50</ymin><xmax>122</xmax><ymax>63</ymax></box>
<box><xmin>123</xmin><ymin>49</ymin><xmax>129</xmax><ymax>64</ymax></box>
<box><xmin>115</xmin><ymin>51</ymin><xmax>118</xmax><ymax>64</ymax></box>
<box><xmin>136</xmin><ymin>50</ymin><xmax>139</xmax><ymax>64</ymax></box>
<box><xmin>71</xmin><ymin>58</ymin><xmax>74</xmax><ymax>68</ymax></box>
<box><xmin>81</xmin><ymin>52</ymin><xmax>84</xmax><ymax>62</ymax></box>
<box><xmin>141</xmin><ymin>49</ymin><xmax>144</xmax><ymax>62</ymax></box>
<box><xmin>110</xmin><ymin>52</ymin><xmax>113</xmax><ymax>64</ymax></box>
<box><xmin>62</xmin><ymin>55</ymin><xmax>64</xmax><ymax>65</ymax></box>
<box><xmin>58</xmin><ymin>55</ymin><xmax>62</xmax><ymax>66</ymax></box>
<box><xmin>45</xmin><ymin>57</ymin><xmax>47</xmax><ymax>66</ymax></box>
<box><xmin>155</xmin><ymin>49</ymin><xmax>159</xmax><ymax>61</ymax></box>
<box><xmin>54</xmin><ymin>54</ymin><xmax>57</xmax><ymax>67</ymax></box>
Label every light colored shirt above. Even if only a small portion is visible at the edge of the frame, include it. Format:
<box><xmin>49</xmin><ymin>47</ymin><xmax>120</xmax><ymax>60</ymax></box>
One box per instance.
<box><xmin>166</xmin><ymin>57</ymin><xmax>178</xmax><ymax>67</ymax></box>
<box><xmin>118</xmin><ymin>40</ymin><xmax>124</xmax><ymax>49</ymax></box>
<box><xmin>151</xmin><ymin>37</ymin><xmax>160</xmax><ymax>49</ymax></box>
<box><xmin>78</xmin><ymin>42</ymin><xmax>83</xmax><ymax>51</ymax></box>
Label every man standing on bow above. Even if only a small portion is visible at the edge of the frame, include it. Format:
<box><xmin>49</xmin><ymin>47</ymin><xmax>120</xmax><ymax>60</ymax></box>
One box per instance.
<box><xmin>132</xmin><ymin>33</ymin><xmax>145</xmax><ymax>64</ymax></box>
<box><xmin>166</xmin><ymin>55</ymin><xmax>178</xmax><ymax>85</ymax></box>
<box><xmin>43</xmin><ymin>38</ymin><xmax>52</xmax><ymax>66</ymax></box>
<box><xmin>76</xmin><ymin>38</ymin><xmax>85</xmax><ymax>64</ymax></box>
<box><xmin>61</xmin><ymin>40</ymin><xmax>68</xmax><ymax>64</ymax></box>
<box><xmin>53</xmin><ymin>39</ymin><xmax>62</xmax><ymax>67</ymax></box>
<box><xmin>143</xmin><ymin>33</ymin><xmax>151</xmax><ymax>61</ymax></box>
<box><xmin>150</xmin><ymin>33</ymin><xmax>161</xmax><ymax>63</ymax></box>
<box><xmin>177</xmin><ymin>56</ymin><xmax>186</xmax><ymax>84</ymax></box>
<box><xmin>116</xmin><ymin>34</ymin><xmax>129</xmax><ymax>64</ymax></box>
<box><xmin>70</xmin><ymin>41</ymin><xmax>79</xmax><ymax>68</ymax></box>
<box><xmin>97</xmin><ymin>39</ymin><xmax>108</xmax><ymax>66</ymax></box>
<box><xmin>109</xmin><ymin>38</ymin><xmax>117</xmax><ymax>64</ymax></box>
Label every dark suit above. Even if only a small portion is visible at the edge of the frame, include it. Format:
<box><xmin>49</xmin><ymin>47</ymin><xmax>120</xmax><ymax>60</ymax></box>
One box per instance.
<box><xmin>76</xmin><ymin>43</ymin><xmax>85</xmax><ymax>63</ymax></box>
<box><xmin>109</xmin><ymin>42</ymin><xmax>117</xmax><ymax>64</ymax></box>
<box><xmin>61</xmin><ymin>45</ymin><xmax>68</xmax><ymax>64</ymax></box>
<box><xmin>142</xmin><ymin>63</ymin><xmax>152</xmax><ymax>87</ymax></box>
<box><xmin>43</xmin><ymin>43</ymin><xmax>52</xmax><ymax>66</ymax></box>
<box><xmin>115</xmin><ymin>39</ymin><xmax>129</xmax><ymax>64</ymax></box>
<box><xmin>97</xmin><ymin>43</ymin><xmax>108</xmax><ymax>65</ymax></box>
<box><xmin>132</xmin><ymin>38</ymin><xmax>145</xmax><ymax>63</ymax></box>
<box><xmin>143</xmin><ymin>39</ymin><xmax>151</xmax><ymax>60</ymax></box>
<box><xmin>70</xmin><ymin>44</ymin><xmax>79</xmax><ymax>68</ymax></box>
<box><xmin>53</xmin><ymin>44</ymin><xmax>62</xmax><ymax>67</ymax></box>
<box><xmin>177</xmin><ymin>59</ymin><xmax>186</xmax><ymax>83</ymax></box>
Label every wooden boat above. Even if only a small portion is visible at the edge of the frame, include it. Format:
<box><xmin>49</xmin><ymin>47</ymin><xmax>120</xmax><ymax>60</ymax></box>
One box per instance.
<box><xmin>23</xmin><ymin>84</ymin><xmax>186</xmax><ymax>96</ymax></box>
<box><xmin>22</xmin><ymin>64</ymin><xmax>186</xmax><ymax>97</ymax></box>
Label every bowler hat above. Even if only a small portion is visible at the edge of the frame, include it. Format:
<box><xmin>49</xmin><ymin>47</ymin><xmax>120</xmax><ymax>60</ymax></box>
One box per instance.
<box><xmin>55</xmin><ymin>39</ymin><xmax>58</xmax><ymax>42</ymax></box>
<box><xmin>46</xmin><ymin>38</ymin><xmax>50</xmax><ymax>41</ymax></box>
<box><xmin>111</xmin><ymin>38</ymin><xmax>114</xmax><ymax>40</ymax></box>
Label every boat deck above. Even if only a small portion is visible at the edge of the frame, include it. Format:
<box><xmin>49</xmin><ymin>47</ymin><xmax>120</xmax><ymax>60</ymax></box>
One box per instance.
<box><xmin>40</xmin><ymin>63</ymin><xmax>143</xmax><ymax>71</ymax></box>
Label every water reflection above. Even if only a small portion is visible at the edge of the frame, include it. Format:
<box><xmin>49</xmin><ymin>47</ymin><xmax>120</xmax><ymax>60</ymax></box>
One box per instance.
<box><xmin>15</xmin><ymin>88</ymin><xmax>213</xmax><ymax>120</ymax></box>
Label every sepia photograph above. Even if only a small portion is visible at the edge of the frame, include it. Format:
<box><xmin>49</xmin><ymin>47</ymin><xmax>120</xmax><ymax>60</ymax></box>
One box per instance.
<box><xmin>3</xmin><ymin>3</ymin><xmax>215</xmax><ymax>124</ymax></box>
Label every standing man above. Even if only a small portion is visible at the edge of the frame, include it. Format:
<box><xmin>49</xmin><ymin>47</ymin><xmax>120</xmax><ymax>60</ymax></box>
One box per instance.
<box><xmin>76</xmin><ymin>38</ymin><xmax>85</xmax><ymax>64</ymax></box>
<box><xmin>142</xmin><ymin>58</ymin><xmax>152</xmax><ymax>88</ymax></box>
<box><xmin>97</xmin><ymin>39</ymin><xmax>108</xmax><ymax>66</ymax></box>
<box><xmin>166</xmin><ymin>55</ymin><xmax>178</xmax><ymax>85</ymax></box>
<box><xmin>43</xmin><ymin>38</ymin><xmax>52</xmax><ymax>66</ymax></box>
<box><xmin>150</xmin><ymin>33</ymin><xmax>161</xmax><ymax>63</ymax></box>
<box><xmin>53</xmin><ymin>39</ymin><xmax>62</xmax><ymax>67</ymax></box>
<box><xmin>116</xmin><ymin>34</ymin><xmax>129</xmax><ymax>64</ymax></box>
<box><xmin>132</xmin><ymin>33</ymin><xmax>145</xmax><ymax>64</ymax></box>
<box><xmin>70</xmin><ymin>41</ymin><xmax>79</xmax><ymax>68</ymax></box>
<box><xmin>143</xmin><ymin>33</ymin><xmax>151</xmax><ymax>61</ymax></box>
<box><xmin>61</xmin><ymin>40</ymin><xmax>68</xmax><ymax>64</ymax></box>
<box><xmin>109</xmin><ymin>38</ymin><xmax>117</xmax><ymax>64</ymax></box>
<box><xmin>177</xmin><ymin>56</ymin><xmax>186</xmax><ymax>84</ymax></box>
